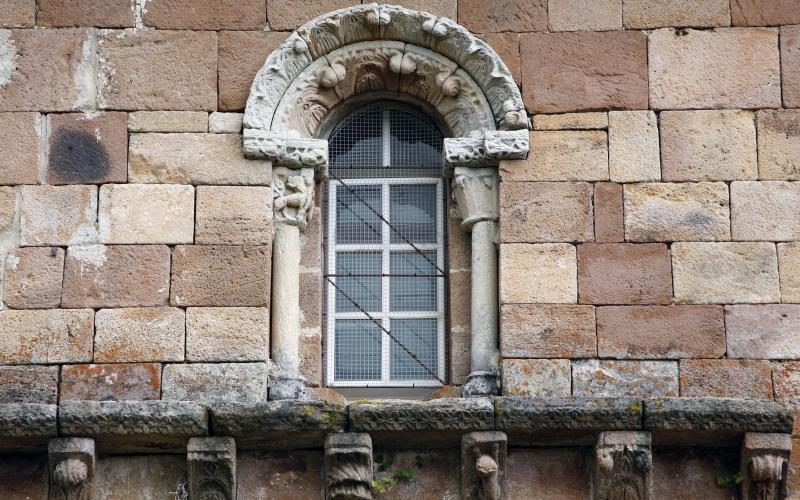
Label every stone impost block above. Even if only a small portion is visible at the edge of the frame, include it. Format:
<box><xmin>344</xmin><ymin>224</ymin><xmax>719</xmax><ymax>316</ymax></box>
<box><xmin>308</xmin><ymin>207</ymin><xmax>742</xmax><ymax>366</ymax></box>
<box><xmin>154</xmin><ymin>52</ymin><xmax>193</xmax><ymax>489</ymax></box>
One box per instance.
<box><xmin>731</xmin><ymin>181</ymin><xmax>800</xmax><ymax>241</ymax></box>
<box><xmin>595</xmin><ymin>431</ymin><xmax>653</xmax><ymax>500</ymax></box>
<box><xmin>679</xmin><ymin>360</ymin><xmax>773</xmax><ymax>400</ymax></box>
<box><xmin>99</xmin><ymin>184</ymin><xmax>195</xmax><ymax>244</ymax></box>
<box><xmin>162</xmin><ymin>363</ymin><xmax>268</xmax><ymax>403</ymax></box>
<box><xmin>500</xmin><ymin>304</ymin><xmax>597</xmax><ymax>358</ymax></box>
<box><xmin>349</xmin><ymin>398</ymin><xmax>494</xmax><ymax>436</ymax></box>
<box><xmin>186</xmin><ymin>307</ymin><xmax>269</xmax><ymax>362</ymax></box>
<box><xmin>757</xmin><ymin>110</ymin><xmax>800</xmax><ymax>180</ymax></box>
<box><xmin>623</xmin><ymin>0</ymin><xmax>730</xmax><ymax>28</ymax></box>
<box><xmin>500</xmin><ymin>243</ymin><xmax>577</xmax><ymax>304</ymax></box>
<box><xmin>48</xmin><ymin>437</ymin><xmax>95</xmax><ymax>500</ymax></box>
<box><xmin>643</xmin><ymin>398</ymin><xmax>794</xmax><ymax>433</ymax></box>
<box><xmin>783</xmin><ymin>26</ymin><xmax>800</xmax><ymax>108</ymax></box>
<box><xmin>0</xmin><ymin>403</ymin><xmax>57</xmax><ymax>440</ymax></box>
<box><xmin>725</xmin><ymin>305</ymin><xmax>800</xmax><ymax>359</ymax></box>
<box><xmin>608</xmin><ymin>110</ymin><xmax>660</xmax><ymax>183</ymax></box>
<box><xmin>494</xmin><ymin>397</ymin><xmax>643</xmax><ymax>432</ymax></box>
<box><xmin>0</xmin><ymin>309</ymin><xmax>93</xmax><ymax>364</ymax></box>
<box><xmin>0</xmin><ymin>112</ymin><xmax>39</xmax><ymax>184</ymax></box>
<box><xmin>500</xmin><ymin>182</ymin><xmax>593</xmax><ymax>243</ymax></box>
<box><xmin>195</xmin><ymin>186</ymin><xmax>272</xmax><ymax>245</ymax></box>
<box><xmin>325</xmin><ymin>433</ymin><xmax>373</xmax><ymax>500</ymax></box>
<box><xmin>501</xmin><ymin>359</ymin><xmax>571</xmax><ymax>397</ymax></box>
<box><xmin>128</xmin><ymin>111</ymin><xmax>208</xmax><ymax>133</ymax></box>
<box><xmin>740</xmin><ymin>432</ymin><xmax>792</xmax><ymax>500</ymax></box>
<box><xmin>3</xmin><ymin>246</ymin><xmax>65</xmax><ymax>309</ymax></box>
<box><xmin>187</xmin><ymin>436</ymin><xmax>237</xmax><ymax>500</ymax></box>
<box><xmin>20</xmin><ymin>185</ymin><xmax>98</xmax><ymax>246</ymax></box>
<box><xmin>461</xmin><ymin>431</ymin><xmax>507</xmax><ymax>500</ymax></box>
<box><xmin>60</xmin><ymin>363</ymin><xmax>161</xmax><ymax>402</ymax></box>
<box><xmin>0</xmin><ymin>366</ymin><xmax>58</xmax><ymax>404</ymax></box>
<box><xmin>572</xmin><ymin>360</ymin><xmax>679</xmax><ymax>398</ymax></box>
<box><xmin>458</xmin><ymin>0</ymin><xmax>547</xmax><ymax>33</ymax></box>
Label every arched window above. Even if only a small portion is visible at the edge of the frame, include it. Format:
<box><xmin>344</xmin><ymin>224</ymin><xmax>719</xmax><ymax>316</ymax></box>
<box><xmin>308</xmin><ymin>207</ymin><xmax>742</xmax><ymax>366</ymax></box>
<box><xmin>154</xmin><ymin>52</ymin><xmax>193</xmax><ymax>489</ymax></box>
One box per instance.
<box><xmin>324</xmin><ymin>103</ymin><xmax>446</xmax><ymax>389</ymax></box>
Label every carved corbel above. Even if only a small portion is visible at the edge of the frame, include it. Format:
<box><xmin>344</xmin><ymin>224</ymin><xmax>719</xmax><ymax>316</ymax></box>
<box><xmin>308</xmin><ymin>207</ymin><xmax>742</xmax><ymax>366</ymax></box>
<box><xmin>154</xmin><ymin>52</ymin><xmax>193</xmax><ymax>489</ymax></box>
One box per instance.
<box><xmin>741</xmin><ymin>433</ymin><xmax>791</xmax><ymax>500</ymax></box>
<box><xmin>444</xmin><ymin>130</ymin><xmax>529</xmax><ymax>170</ymax></box>
<box><xmin>187</xmin><ymin>437</ymin><xmax>237</xmax><ymax>500</ymax></box>
<box><xmin>273</xmin><ymin>166</ymin><xmax>316</xmax><ymax>230</ymax></box>
<box><xmin>461</xmin><ymin>431</ymin><xmax>507</xmax><ymax>500</ymax></box>
<box><xmin>325</xmin><ymin>433</ymin><xmax>374</xmax><ymax>500</ymax></box>
<box><xmin>49</xmin><ymin>437</ymin><xmax>95</xmax><ymax>500</ymax></box>
<box><xmin>452</xmin><ymin>167</ymin><xmax>499</xmax><ymax>232</ymax></box>
<box><xmin>594</xmin><ymin>431</ymin><xmax>653</xmax><ymax>500</ymax></box>
<box><xmin>243</xmin><ymin>130</ymin><xmax>328</xmax><ymax>178</ymax></box>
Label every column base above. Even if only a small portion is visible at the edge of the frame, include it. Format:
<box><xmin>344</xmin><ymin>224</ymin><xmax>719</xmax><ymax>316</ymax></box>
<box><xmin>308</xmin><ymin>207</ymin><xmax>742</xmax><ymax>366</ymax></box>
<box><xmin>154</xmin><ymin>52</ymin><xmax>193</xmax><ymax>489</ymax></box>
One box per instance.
<box><xmin>269</xmin><ymin>376</ymin><xmax>308</xmax><ymax>401</ymax></box>
<box><xmin>462</xmin><ymin>371</ymin><xmax>500</xmax><ymax>397</ymax></box>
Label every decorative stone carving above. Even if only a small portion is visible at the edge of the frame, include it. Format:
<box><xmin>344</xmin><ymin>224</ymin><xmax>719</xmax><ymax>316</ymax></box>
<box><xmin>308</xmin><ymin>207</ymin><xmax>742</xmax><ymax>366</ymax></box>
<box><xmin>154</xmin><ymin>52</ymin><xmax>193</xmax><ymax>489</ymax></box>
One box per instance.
<box><xmin>242</xmin><ymin>130</ymin><xmax>328</xmax><ymax>175</ymax></box>
<box><xmin>643</xmin><ymin>398</ymin><xmax>794</xmax><ymax>434</ymax></box>
<box><xmin>273</xmin><ymin>167</ymin><xmax>315</xmax><ymax>230</ymax></box>
<box><xmin>0</xmin><ymin>403</ymin><xmax>57</xmax><ymax>438</ymax></box>
<box><xmin>444</xmin><ymin>130</ymin><xmax>529</xmax><ymax>169</ymax></box>
<box><xmin>452</xmin><ymin>167</ymin><xmax>499</xmax><ymax>231</ymax></box>
<box><xmin>349</xmin><ymin>398</ymin><xmax>494</xmax><ymax>432</ymax></box>
<box><xmin>58</xmin><ymin>401</ymin><xmax>208</xmax><ymax>438</ymax></box>
<box><xmin>325</xmin><ymin>433</ymin><xmax>374</xmax><ymax>500</ymax></box>
<box><xmin>187</xmin><ymin>437</ymin><xmax>237</xmax><ymax>500</ymax></box>
<box><xmin>594</xmin><ymin>431</ymin><xmax>653</xmax><ymax>500</ymax></box>
<box><xmin>49</xmin><ymin>437</ymin><xmax>95</xmax><ymax>500</ymax></box>
<box><xmin>740</xmin><ymin>433</ymin><xmax>792</xmax><ymax>500</ymax></box>
<box><xmin>296</xmin><ymin>4</ymin><xmax>383</xmax><ymax>59</ymax></box>
<box><xmin>494</xmin><ymin>397</ymin><xmax>643</xmax><ymax>432</ymax></box>
<box><xmin>461</xmin><ymin>431</ymin><xmax>507</xmax><ymax>500</ymax></box>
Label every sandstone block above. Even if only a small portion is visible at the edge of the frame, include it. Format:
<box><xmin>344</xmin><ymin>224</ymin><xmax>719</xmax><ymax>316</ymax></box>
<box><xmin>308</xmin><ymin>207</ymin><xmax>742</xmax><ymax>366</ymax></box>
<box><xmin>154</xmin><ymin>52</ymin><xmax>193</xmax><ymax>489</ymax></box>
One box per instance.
<box><xmin>548</xmin><ymin>0</ymin><xmax>622</xmax><ymax>31</ymax></box>
<box><xmin>499</xmin><ymin>182</ymin><xmax>593</xmax><ymax>242</ymax></box>
<box><xmin>62</xmin><ymin>245</ymin><xmax>171</xmax><ymax>308</ymax></box>
<box><xmin>672</xmin><ymin>242</ymin><xmax>780</xmax><ymax>304</ymax></box>
<box><xmin>60</xmin><ymin>363</ymin><xmax>161</xmax><ymax>401</ymax></box>
<box><xmin>521</xmin><ymin>31</ymin><xmax>647</xmax><ymax>113</ymax></box>
<box><xmin>783</xmin><ymin>26</ymin><xmax>800</xmax><ymax>108</ymax></box>
<box><xmin>195</xmin><ymin>186</ymin><xmax>271</xmax><ymax>245</ymax></box>
<box><xmin>578</xmin><ymin>243</ymin><xmax>672</xmax><ymax>305</ymax></box>
<box><xmin>0</xmin><ymin>186</ymin><xmax>15</xmax><ymax>231</ymax></box>
<box><xmin>532</xmin><ymin>112</ymin><xmax>608</xmax><ymax>131</ymax></box>
<box><xmin>209</xmin><ymin>112</ymin><xmax>243</xmax><ymax>133</ymax></box>
<box><xmin>660</xmin><ymin>110</ymin><xmax>757</xmax><ymax>181</ymax></box>
<box><xmin>458</xmin><ymin>0</ymin><xmax>547</xmax><ymax>32</ymax></box>
<box><xmin>773</xmin><ymin>362</ymin><xmax>800</xmax><ymax>408</ymax></box>
<box><xmin>99</xmin><ymin>184</ymin><xmax>194</xmax><ymax>244</ymax></box>
<box><xmin>731</xmin><ymin>181</ymin><xmax>800</xmax><ymax>240</ymax></box>
<box><xmin>0</xmin><ymin>309</ymin><xmax>93</xmax><ymax>364</ymax></box>
<box><xmin>128</xmin><ymin>111</ymin><xmax>208</xmax><ymax>133</ymax></box>
<box><xmin>572</xmin><ymin>360</ymin><xmax>679</xmax><ymax>397</ymax></box>
<box><xmin>623</xmin><ymin>182</ymin><xmax>730</xmax><ymax>242</ymax></box>
<box><xmin>129</xmin><ymin>133</ymin><xmax>271</xmax><ymax>185</ymax></box>
<box><xmin>501</xmin><ymin>131</ymin><xmax>608</xmax><ymax>181</ymax></box>
<box><xmin>0</xmin><ymin>0</ymin><xmax>34</xmax><ymax>27</ymax></box>
<box><xmin>500</xmin><ymin>243</ymin><xmax>577</xmax><ymax>304</ymax></box>
<box><xmin>162</xmin><ymin>362</ymin><xmax>269</xmax><ymax>403</ymax></box>
<box><xmin>478</xmin><ymin>33</ymin><xmax>520</xmax><ymax>85</ymax></box>
<box><xmin>0</xmin><ymin>112</ymin><xmax>39</xmax><ymax>184</ymax></box>
<box><xmin>680</xmin><ymin>360</ymin><xmax>773</xmax><ymax>399</ymax></box>
<box><xmin>219</xmin><ymin>31</ymin><xmax>287</xmax><ymax>110</ymax></box>
<box><xmin>594</xmin><ymin>182</ymin><xmax>623</xmax><ymax>243</ymax></box>
<box><xmin>97</xmin><ymin>30</ymin><xmax>217</xmax><ymax>111</ymax></box>
<box><xmin>778</xmin><ymin>243</ymin><xmax>800</xmax><ymax>302</ymax></box>
<box><xmin>143</xmin><ymin>0</ymin><xmax>265</xmax><ymax>30</ymax></box>
<box><xmin>649</xmin><ymin>28</ymin><xmax>781</xmax><ymax>109</ymax></box>
<box><xmin>756</xmin><ymin>110</ymin><xmax>800</xmax><ymax>180</ymax></box>
<box><xmin>47</xmin><ymin>112</ymin><xmax>128</xmax><ymax>184</ymax></box>
<box><xmin>500</xmin><ymin>304</ymin><xmax>596</xmax><ymax>358</ymax></box>
<box><xmin>0</xmin><ymin>29</ymin><xmax>93</xmax><ymax>112</ymax></box>
<box><xmin>95</xmin><ymin>307</ymin><xmax>185</xmax><ymax>363</ymax></box>
<box><xmin>20</xmin><ymin>185</ymin><xmax>98</xmax><ymax>246</ymax></box>
<box><xmin>597</xmin><ymin>305</ymin><xmax>726</xmax><ymax>358</ymax></box>
<box><xmin>0</xmin><ymin>366</ymin><xmax>58</xmax><ymax>404</ymax></box>
<box><xmin>37</xmin><ymin>0</ymin><xmax>133</xmax><ymax>27</ymax></box>
<box><xmin>726</xmin><ymin>305</ymin><xmax>800</xmax><ymax>358</ymax></box>
<box><xmin>3</xmin><ymin>246</ymin><xmax>64</xmax><ymax>309</ymax></box>
<box><xmin>731</xmin><ymin>0</ymin><xmax>800</xmax><ymax>26</ymax></box>
<box><xmin>623</xmin><ymin>0</ymin><xmax>730</xmax><ymax>28</ymax></box>
<box><xmin>186</xmin><ymin>307</ymin><xmax>269</xmax><ymax>362</ymax></box>
<box><xmin>300</xmin><ymin>327</ymin><xmax>322</xmax><ymax>386</ymax></box>
<box><xmin>299</xmin><ymin>270</ymin><xmax>321</xmax><ymax>329</ymax></box>
<box><xmin>268</xmin><ymin>0</ymin><xmax>356</xmax><ymax>30</ymax></box>
<box><xmin>171</xmin><ymin>245</ymin><xmax>271</xmax><ymax>307</ymax></box>
<box><xmin>386</xmin><ymin>0</ymin><xmax>457</xmax><ymax>17</ymax></box>
<box><xmin>502</xmin><ymin>359</ymin><xmax>571</xmax><ymax>397</ymax></box>
<box><xmin>608</xmin><ymin>111</ymin><xmax>660</xmax><ymax>183</ymax></box>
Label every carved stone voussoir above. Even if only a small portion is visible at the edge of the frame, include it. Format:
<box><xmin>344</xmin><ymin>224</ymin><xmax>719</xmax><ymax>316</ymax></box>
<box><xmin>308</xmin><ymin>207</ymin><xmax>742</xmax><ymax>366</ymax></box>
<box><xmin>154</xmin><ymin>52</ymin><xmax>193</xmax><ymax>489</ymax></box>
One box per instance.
<box><xmin>188</xmin><ymin>437</ymin><xmax>237</xmax><ymax>500</ymax></box>
<box><xmin>740</xmin><ymin>433</ymin><xmax>792</xmax><ymax>500</ymax></box>
<box><xmin>243</xmin><ymin>130</ymin><xmax>328</xmax><ymax>175</ymax></box>
<box><xmin>444</xmin><ymin>130</ymin><xmax>529</xmax><ymax>170</ymax></box>
<box><xmin>273</xmin><ymin>167</ymin><xmax>316</xmax><ymax>230</ymax></box>
<box><xmin>49</xmin><ymin>437</ymin><xmax>96</xmax><ymax>500</ymax></box>
<box><xmin>594</xmin><ymin>431</ymin><xmax>652</xmax><ymax>500</ymax></box>
<box><xmin>461</xmin><ymin>431</ymin><xmax>507</xmax><ymax>500</ymax></box>
<box><xmin>349</xmin><ymin>398</ymin><xmax>494</xmax><ymax>432</ymax></box>
<box><xmin>643</xmin><ymin>398</ymin><xmax>794</xmax><ymax>433</ymax></box>
<box><xmin>325</xmin><ymin>433</ymin><xmax>374</xmax><ymax>500</ymax></box>
<box><xmin>494</xmin><ymin>397</ymin><xmax>643</xmax><ymax>432</ymax></box>
<box><xmin>452</xmin><ymin>167</ymin><xmax>499</xmax><ymax>231</ymax></box>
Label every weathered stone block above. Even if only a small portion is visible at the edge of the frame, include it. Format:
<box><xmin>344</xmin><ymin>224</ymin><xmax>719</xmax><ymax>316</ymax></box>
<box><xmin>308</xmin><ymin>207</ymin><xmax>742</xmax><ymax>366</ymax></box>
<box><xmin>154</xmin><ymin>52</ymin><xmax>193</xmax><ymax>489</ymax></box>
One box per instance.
<box><xmin>0</xmin><ymin>309</ymin><xmax>93</xmax><ymax>364</ymax></box>
<box><xmin>47</xmin><ymin>112</ymin><xmax>128</xmax><ymax>184</ymax></box>
<box><xmin>521</xmin><ymin>31</ymin><xmax>648</xmax><ymax>113</ymax></box>
<box><xmin>499</xmin><ymin>182</ymin><xmax>593</xmax><ymax>242</ymax></box>
<box><xmin>598</xmin><ymin>305</ymin><xmax>725</xmax><ymax>358</ymax></box>
<box><xmin>388</xmin><ymin>0</ymin><xmax>457</xmax><ymax>17</ymax></box>
<box><xmin>171</xmin><ymin>245</ymin><xmax>271</xmax><ymax>307</ymax></box>
<box><xmin>37</xmin><ymin>0</ymin><xmax>133</xmax><ymax>27</ymax></box>
<box><xmin>208</xmin><ymin>112</ymin><xmax>243</xmax><ymax>133</ymax></box>
<box><xmin>0</xmin><ymin>112</ymin><xmax>39</xmax><ymax>184</ymax></box>
<box><xmin>187</xmin><ymin>436</ymin><xmax>237</xmax><ymax>500</ymax></box>
<box><xmin>608</xmin><ymin>110</ymin><xmax>660</xmax><ymax>183</ymax></box>
<box><xmin>502</xmin><ymin>359</ymin><xmax>571</xmax><ymax>397</ymax></box>
<box><xmin>624</xmin><ymin>0</ymin><xmax>730</xmax><ymax>28</ymax></box>
<box><xmin>660</xmin><ymin>110</ymin><xmax>757</xmax><ymax>181</ymax></box>
<box><xmin>0</xmin><ymin>403</ymin><xmax>57</xmax><ymax>438</ymax></box>
<box><xmin>643</xmin><ymin>397</ymin><xmax>794</xmax><ymax>433</ymax></box>
<box><xmin>501</xmin><ymin>131</ymin><xmax>607</xmax><ymax>181</ymax></box>
<box><xmin>778</xmin><ymin>242</ymin><xmax>800</xmax><ymax>303</ymax></box>
<box><xmin>649</xmin><ymin>28</ymin><xmax>781</xmax><ymax>109</ymax></box>
<box><xmin>479</xmin><ymin>33</ymin><xmax>520</xmax><ymax>85</ymax></box>
<box><xmin>594</xmin><ymin>182</ymin><xmax>623</xmax><ymax>243</ymax></box>
<box><xmin>757</xmin><ymin>110</ymin><xmax>800</xmax><ymax>180</ymax></box>
<box><xmin>507</xmin><ymin>448</ymin><xmax>591</xmax><ymax>498</ymax></box>
<box><xmin>0</xmin><ymin>186</ymin><xmax>14</xmax><ymax>237</ymax></box>
<box><xmin>494</xmin><ymin>396</ymin><xmax>643</xmax><ymax>431</ymax></box>
<box><xmin>578</xmin><ymin>243</ymin><xmax>672</xmax><ymax>305</ymax></box>
<box><xmin>143</xmin><ymin>0</ymin><xmax>266</xmax><ymax>30</ymax></box>
<box><xmin>238</xmin><ymin>451</ymin><xmax>325</xmax><ymax>496</ymax></box>
<box><xmin>129</xmin><ymin>133</ymin><xmax>271</xmax><ymax>185</ymax></box>
<box><xmin>458</xmin><ymin>0</ymin><xmax>547</xmax><ymax>32</ymax></box>
<box><xmin>726</xmin><ymin>305</ymin><xmax>800</xmax><ymax>359</ymax></box>
<box><xmin>624</xmin><ymin>182</ymin><xmax>730</xmax><ymax>242</ymax></box>
<box><xmin>218</xmin><ymin>31</ymin><xmax>287</xmax><ymax>111</ymax></box>
<box><xmin>95</xmin><ymin>455</ymin><xmax>187</xmax><ymax>500</ymax></box>
<box><xmin>20</xmin><ymin>185</ymin><xmax>97</xmax><ymax>246</ymax></box>
<box><xmin>350</xmin><ymin>398</ymin><xmax>494</xmax><ymax>432</ymax></box>
<box><xmin>128</xmin><ymin>111</ymin><xmax>208</xmax><ymax>133</ymax></box>
<box><xmin>0</xmin><ymin>0</ymin><xmax>34</xmax><ymax>27</ymax></box>
<box><xmin>680</xmin><ymin>360</ymin><xmax>773</xmax><ymax>399</ymax></box>
<box><xmin>500</xmin><ymin>243</ymin><xmax>577</xmax><ymax>304</ymax></box>
<box><xmin>0</xmin><ymin>366</ymin><xmax>58</xmax><ymax>404</ymax></box>
<box><xmin>532</xmin><ymin>112</ymin><xmax>608</xmax><ymax>131</ymax></box>
<box><xmin>162</xmin><ymin>362</ymin><xmax>268</xmax><ymax>403</ymax></box>
<box><xmin>99</xmin><ymin>184</ymin><xmax>195</xmax><ymax>244</ymax></box>
<box><xmin>3</xmin><ymin>246</ymin><xmax>64</xmax><ymax>309</ymax></box>
<box><xmin>268</xmin><ymin>0</ymin><xmax>357</xmax><ymax>30</ymax></box>
<box><xmin>732</xmin><ymin>181</ymin><xmax>800</xmax><ymax>240</ymax></box>
<box><xmin>500</xmin><ymin>304</ymin><xmax>596</xmax><ymax>358</ymax></box>
<box><xmin>195</xmin><ymin>186</ymin><xmax>271</xmax><ymax>245</ymax></box>
<box><xmin>186</xmin><ymin>307</ymin><xmax>269</xmax><ymax>362</ymax></box>
<box><xmin>60</xmin><ymin>363</ymin><xmax>161</xmax><ymax>401</ymax></box>
<box><xmin>573</xmin><ymin>360</ymin><xmax>678</xmax><ymax>397</ymax></box>
<box><xmin>548</xmin><ymin>0</ymin><xmax>622</xmax><ymax>31</ymax></box>
<box><xmin>95</xmin><ymin>307</ymin><xmax>185</xmax><ymax>363</ymax></box>
<box><xmin>731</xmin><ymin>0</ymin><xmax>800</xmax><ymax>26</ymax></box>
<box><xmin>783</xmin><ymin>26</ymin><xmax>800</xmax><ymax>108</ymax></box>
<box><xmin>62</xmin><ymin>245</ymin><xmax>171</xmax><ymax>308</ymax></box>
<box><xmin>97</xmin><ymin>30</ymin><xmax>217</xmax><ymax>111</ymax></box>
<box><xmin>773</xmin><ymin>362</ymin><xmax>800</xmax><ymax>409</ymax></box>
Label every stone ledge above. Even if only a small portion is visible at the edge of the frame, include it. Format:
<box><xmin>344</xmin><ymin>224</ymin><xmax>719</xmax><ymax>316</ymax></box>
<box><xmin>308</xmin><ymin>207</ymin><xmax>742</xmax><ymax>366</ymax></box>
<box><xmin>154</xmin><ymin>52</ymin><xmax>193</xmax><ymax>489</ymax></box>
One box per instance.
<box><xmin>643</xmin><ymin>397</ymin><xmax>794</xmax><ymax>434</ymax></box>
<box><xmin>495</xmin><ymin>397</ymin><xmax>643</xmax><ymax>432</ymax></box>
<box><xmin>0</xmin><ymin>403</ymin><xmax>57</xmax><ymax>451</ymax></box>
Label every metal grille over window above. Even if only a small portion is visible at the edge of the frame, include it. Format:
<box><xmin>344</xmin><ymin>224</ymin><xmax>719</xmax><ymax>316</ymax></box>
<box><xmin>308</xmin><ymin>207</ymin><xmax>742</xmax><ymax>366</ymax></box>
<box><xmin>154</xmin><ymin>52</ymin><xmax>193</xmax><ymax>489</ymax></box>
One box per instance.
<box><xmin>325</xmin><ymin>104</ymin><xmax>446</xmax><ymax>387</ymax></box>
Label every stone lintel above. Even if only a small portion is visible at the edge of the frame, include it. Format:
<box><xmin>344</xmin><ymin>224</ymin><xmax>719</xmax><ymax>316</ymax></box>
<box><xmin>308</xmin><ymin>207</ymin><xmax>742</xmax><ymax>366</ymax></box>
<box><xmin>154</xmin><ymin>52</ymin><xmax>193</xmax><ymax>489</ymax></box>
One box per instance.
<box><xmin>187</xmin><ymin>436</ymin><xmax>237</xmax><ymax>500</ymax></box>
<box><xmin>49</xmin><ymin>437</ymin><xmax>96</xmax><ymax>500</ymax></box>
<box><xmin>243</xmin><ymin>130</ymin><xmax>328</xmax><ymax>179</ymax></box>
<box><xmin>643</xmin><ymin>398</ymin><xmax>794</xmax><ymax>434</ymax></box>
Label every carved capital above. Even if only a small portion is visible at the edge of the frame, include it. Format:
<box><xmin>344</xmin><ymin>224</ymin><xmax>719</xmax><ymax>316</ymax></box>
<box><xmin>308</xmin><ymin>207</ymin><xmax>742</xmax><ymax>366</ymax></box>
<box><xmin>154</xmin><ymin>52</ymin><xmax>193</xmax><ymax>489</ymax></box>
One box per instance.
<box><xmin>594</xmin><ymin>431</ymin><xmax>653</xmax><ymax>500</ymax></box>
<box><xmin>452</xmin><ymin>167</ymin><xmax>499</xmax><ymax>231</ymax></box>
<box><xmin>325</xmin><ymin>433</ymin><xmax>374</xmax><ymax>500</ymax></box>
<box><xmin>244</xmin><ymin>130</ymin><xmax>328</xmax><ymax>177</ymax></box>
<box><xmin>461</xmin><ymin>431</ymin><xmax>507</xmax><ymax>500</ymax></box>
<box><xmin>187</xmin><ymin>437</ymin><xmax>237</xmax><ymax>500</ymax></box>
<box><xmin>49</xmin><ymin>437</ymin><xmax>95</xmax><ymax>500</ymax></box>
<box><xmin>273</xmin><ymin>167</ymin><xmax>316</xmax><ymax>230</ymax></box>
<box><xmin>741</xmin><ymin>432</ymin><xmax>791</xmax><ymax>500</ymax></box>
<box><xmin>444</xmin><ymin>130</ymin><xmax>529</xmax><ymax>169</ymax></box>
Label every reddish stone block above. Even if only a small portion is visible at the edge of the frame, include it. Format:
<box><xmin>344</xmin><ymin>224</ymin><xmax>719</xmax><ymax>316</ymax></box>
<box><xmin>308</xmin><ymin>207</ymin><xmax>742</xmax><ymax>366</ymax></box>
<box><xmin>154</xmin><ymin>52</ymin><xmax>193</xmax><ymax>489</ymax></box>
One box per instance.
<box><xmin>60</xmin><ymin>363</ymin><xmax>161</xmax><ymax>401</ymax></box>
<box><xmin>773</xmin><ymin>361</ymin><xmax>800</xmax><ymax>407</ymax></box>
<box><xmin>47</xmin><ymin>112</ymin><xmax>127</xmax><ymax>184</ymax></box>
<box><xmin>0</xmin><ymin>0</ymin><xmax>34</xmax><ymax>27</ymax></box>
<box><xmin>0</xmin><ymin>112</ymin><xmax>39</xmax><ymax>185</ymax></box>
<box><xmin>731</xmin><ymin>0</ymin><xmax>800</xmax><ymax>26</ymax></box>
<box><xmin>594</xmin><ymin>182</ymin><xmax>623</xmax><ymax>243</ymax></box>
<box><xmin>4</xmin><ymin>247</ymin><xmax>65</xmax><ymax>309</ymax></box>
<box><xmin>783</xmin><ymin>25</ymin><xmax>800</xmax><ymax>108</ymax></box>
<box><xmin>679</xmin><ymin>359</ymin><xmax>773</xmax><ymax>399</ymax></box>
<box><xmin>0</xmin><ymin>366</ymin><xmax>58</xmax><ymax>403</ymax></box>
<box><xmin>578</xmin><ymin>243</ymin><xmax>672</xmax><ymax>305</ymax></box>
<box><xmin>37</xmin><ymin>0</ymin><xmax>133</xmax><ymax>27</ymax></box>
<box><xmin>218</xmin><ymin>31</ymin><xmax>287</xmax><ymax>111</ymax></box>
<box><xmin>0</xmin><ymin>309</ymin><xmax>93</xmax><ymax>364</ymax></box>
<box><xmin>458</xmin><ymin>0</ymin><xmax>547</xmax><ymax>33</ymax></box>
<box><xmin>61</xmin><ymin>245</ymin><xmax>171</xmax><ymax>308</ymax></box>
<box><xmin>143</xmin><ymin>0</ymin><xmax>265</xmax><ymax>29</ymax></box>
<box><xmin>520</xmin><ymin>31</ymin><xmax>648</xmax><ymax>113</ymax></box>
<box><xmin>597</xmin><ymin>305</ymin><xmax>726</xmax><ymax>359</ymax></box>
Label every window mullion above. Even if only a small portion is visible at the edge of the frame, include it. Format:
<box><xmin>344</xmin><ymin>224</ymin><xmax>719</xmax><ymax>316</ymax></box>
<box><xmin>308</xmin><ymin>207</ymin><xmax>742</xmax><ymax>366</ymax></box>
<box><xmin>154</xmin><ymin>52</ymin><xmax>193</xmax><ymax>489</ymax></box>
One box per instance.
<box><xmin>381</xmin><ymin>181</ymin><xmax>391</xmax><ymax>384</ymax></box>
<box><xmin>381</xmin><ymin>108</ymin><xmax>391</xmax><ymax>168</ymax></box>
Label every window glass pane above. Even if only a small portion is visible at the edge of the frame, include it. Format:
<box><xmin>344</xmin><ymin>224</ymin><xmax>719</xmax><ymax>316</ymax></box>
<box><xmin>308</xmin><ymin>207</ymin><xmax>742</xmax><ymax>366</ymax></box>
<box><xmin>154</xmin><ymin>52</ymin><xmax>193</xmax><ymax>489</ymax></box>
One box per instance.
<box><xmin>335</xmin><ymin>319</ymin><xmax>382</xmax><ymax>381</ymax></box>
<box><xmin>389</xmin><ymin>110</ymin><xmax>442</xmax><ymax>170</ymax></box>
<box><xmin>390</xmin><ymin>318</ymin><xmax>437</xmax><ymax>380</ymax></box>
<box><xmin>336</xmin><ymin>184</ymin><xmax>382</xmax><ymax>244</ymax></box>
<box><xmin>335</xmin><ymin>252</ymin><xmax>381</xmax><ymax>312</ymax></box>
<box><xmin>390</xmin><ymin>251</ymin><xmax>437</xmax><ymax>312</ymax></box>
<box><xmin>329</xmin><ymin>107</ymin><xmax>382</xmax><ymax>169</ymax></box>
<box><xmin>390</xmin><ymin>184</ymin><xmax>436</xmax><ymax>244</ymax></box>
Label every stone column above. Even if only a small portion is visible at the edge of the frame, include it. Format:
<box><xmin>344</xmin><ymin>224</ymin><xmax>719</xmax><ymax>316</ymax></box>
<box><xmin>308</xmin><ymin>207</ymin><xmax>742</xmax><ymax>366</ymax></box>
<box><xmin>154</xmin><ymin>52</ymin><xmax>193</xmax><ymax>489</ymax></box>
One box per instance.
<box><xmin>594</xmin><ymin>431</ymin><xmax>653</xmax><ymax>500</ymax></box>
<box><xmin>460</xmin><ymin>431</ymin><xmax>507</xmax><ymax>500</ymax></box>
<box><xmin>325</xmin><ymin>433</ymin><xmax>374</xmax><ymax>500</ymax></box>
<box><xmin>740</xmin><ymin>432</ymin><xmax>792</xmax><ymax>500</ymax></box>
<box><xmin>187</xmin><ymin>436</ymin><xmax>237</xmax><ymax>500</ymax></box>
<box><xmin>49</xmin><ymin>437</ymin><xmax>95</xmax><ymax>500</ymax></box>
